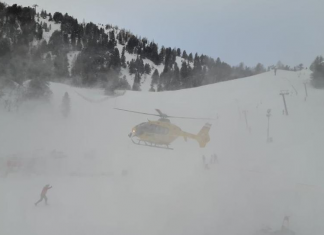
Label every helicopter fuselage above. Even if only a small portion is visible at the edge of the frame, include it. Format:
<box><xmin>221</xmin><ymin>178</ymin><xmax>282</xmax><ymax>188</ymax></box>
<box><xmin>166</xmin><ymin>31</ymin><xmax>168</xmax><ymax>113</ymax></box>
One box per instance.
<box><xmin>130</xmin><ymin>119</ymin><xmax>184</xmax><ymax>146</ymax></box>
<box><xmin>116</xmin><ymin>108</ymin><xmax>212</xmax><ymax>149</ymax></box>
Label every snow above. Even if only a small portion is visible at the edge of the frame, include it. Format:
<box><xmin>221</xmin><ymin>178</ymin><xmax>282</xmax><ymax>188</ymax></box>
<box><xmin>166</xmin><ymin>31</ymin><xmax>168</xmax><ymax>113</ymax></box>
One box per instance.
<box><xmin>1</xmin><ymin>69</ymin><xmax>323</xmax><ymax>235</ymax></box>
<box><xmin>37</xmin><ymin>16</ymin><xmax>61</xmax><ymax>43</ymax></box>
<box><xmin>116</xmin><ymin>45</ymin><xmax>187</xmax><ymax>91</ymax></box>
<box><xmin>67</xmin><ymin>51</ymin><xmax>81</xmax><ymax>77</ymax></box>
<box><xmin>116</xmin><ymin>44</ymin><xmax>159</xmax><ymax>91</ymax></box>
<box><xmin>175</xmin><ymin>55</ymin><xmax>194</xmax><ymax>69</ymax></box>
<box><xmin>31</xmin><ymin>16</ymin><xmax>188</xmax><ymax>91</ymax></box>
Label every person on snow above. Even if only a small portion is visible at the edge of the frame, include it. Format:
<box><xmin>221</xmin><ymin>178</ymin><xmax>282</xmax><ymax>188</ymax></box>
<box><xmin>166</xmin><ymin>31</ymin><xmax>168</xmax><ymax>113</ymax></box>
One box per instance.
<box><xmin>209</xmin><ymin>153</ymin><xmax>217</xmax><ymax>164</ymax></box>
<box><xmin>202</xmin><ymin>155</ymin><xmax>209</xmax><ymax>169</ymax></box>
<box><xmin>212</xmin><ymin>153</ymin><xmax>218</xmax><ymax>163</ymax></box>
<box><xmin>35</xmin><ymin>184</ymin><xmax>52</xmax><ymax>206</ymax></box>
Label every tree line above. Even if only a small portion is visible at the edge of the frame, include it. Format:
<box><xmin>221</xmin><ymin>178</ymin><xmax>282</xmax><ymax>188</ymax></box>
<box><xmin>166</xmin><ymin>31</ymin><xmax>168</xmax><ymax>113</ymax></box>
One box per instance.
<box><xmin>0</xmin><ymin>2</ymin><xmax>314</xmax><ymax>99</ymax></box>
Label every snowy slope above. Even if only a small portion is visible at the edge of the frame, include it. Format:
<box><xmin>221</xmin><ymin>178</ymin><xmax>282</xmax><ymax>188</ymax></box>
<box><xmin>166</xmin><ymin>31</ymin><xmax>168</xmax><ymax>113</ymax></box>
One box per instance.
<box><xmin>32</xmin><ymin>17</ymin><xmax>191</xmax><ymax>88</ymax></box>
<box><xmin>38</xmin><ymin>16</ymin><xmax>61</xmax><ymax>43</ymax></box>
<box><xmin>67</xmin><ymin>51</ymin><xmax>81</xmax><ymax>76</ymax></box>
<box><xmin>1</xmin><ymin>69</ymin><xmax>324</xmax><ymax>235</ymax></box>
<box><xmin>119</xmin><ymin>52</ymin><xmax>192</xmax><ymax>92</ymax></box>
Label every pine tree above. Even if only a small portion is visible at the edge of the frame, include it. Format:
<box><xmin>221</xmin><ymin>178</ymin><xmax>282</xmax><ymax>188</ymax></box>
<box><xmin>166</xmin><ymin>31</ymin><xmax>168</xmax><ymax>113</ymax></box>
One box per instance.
<box><xmin>310</xmin><ymin>56</ymin><xmax>324</xmax><ymax>88</ymax></box>
<box><xmin>121</xmin><ymin>47</ymin><xmax>126</xmax><ymax>68</ymax></box>
<box><xmin>126</xmin><ymin>35</ymin><xmax>139</xmax><ymax>54</ymax></box>
<box><xmin>180</xmin><ymin>61</ymin><xmax>188</xmax><ymax>85</ymax></box>
<box><xmin>138</xmin><ymin>57</ymin><xmax>145</xmax><ymax>74</ymax></box>
<box><xmin>117</xmin><ymin>30</ymin><xmax>125</xmax><ymax>45</ymax></box>
<box><xmin>296</xmin><ymin>63</ymin><xmax>304</xmax><ymax>71</ymax></box>
<box><xmin>159</xmin><ymin>46</ymin><xmax>166</xmax><ymax>64</ymax></box>
<box><xmin>76</xmin><ymin>36</ymin><xmax>82</xmax><ymax>50</ymax></box>
<box><xmin>177</xmin><ymin>48</ymin><xmax>181</xmax><ymax>57</ymax></box>
<box><xmin>110</xmin><ymin>47</ymin><xmax>121</xmax><ymax>71</ymax></box>
<box><xmin>144</xmin><ymin>63</ymin><xmax>151</xmax><ymax>75</ymax></box>
<box><xmin>192</xmin><ymin>53</ymin><xmax>202</xmax><ymax>87</ymax></box>
<box><xmin>0</xmin><ymin>38</ymin><xmax>11</xmax><ymax>57</ymax></box>
<box><xmin>149</xmin><ymin>85</ymin><xmax>155</xmax><ymax>92</ymax></box>
<box><xmin>182</xmin><ymin>50</ymin><xmax>188</xmax><ymax>59</ymax></box>
<box><xmin>61</xmin><ymin>92</ymin><xmax>70</xmax><ymax>117</ymax></box>
<box><xmin>129</xmin><ymin>59</ymin><xmax>136</xmax><ymax>75</ymax></box>
<box><xmin>151</xmin><ymin>69</ymin><xmax>159</xmax><ymax>85</ymax></box>
<box><xmin>173</xmin><ymin>62</ymin><xmax>180</xmax><ymax>89</ymax></box>
<box><xmin>157</xmin><ymin>81</ymin><xmax>163</xmax><ymax>92</ymax></box>
<box><xmin>107</xmin><ymin>30</ymin><xmax>116</xmax><ymax>51</ymax></box>
<box><xmin>53</xmin><ymin>12</ymin><xmax>63</xmax><ymax>23</ymax></box>
<box><xmin>255</xmin><ymin>63</ymin><xmax>265</xmax><ymax>74</ymax></box>
<box><xmin>151</xmin><ymin>42</ymin><xmax>160</xmax><ymax>65</ymax></box>
<box><xmin>132</xmin><ymin>71</ymin><xmax>141</xmax><ymax>91</ymax></box>
<box><xmin>25</xmin><ymin>78</ymin><xmax>52</xmax><ymax>100</ymax></box>
<box><xmin>54</xmin><ymin>52</ymin><xmax>69</xmax><ymax>78</ymax></box>
<box><xmin>71</xmin><ymin>31</ymin><xmax>76</xmax><ymax>48</ymax></box>
<box><xmin>171</xmin><ymin>48</ymin><xmax>177</xmax><ymax>64</ymax></box>
<box><xmin>49</xmin><ymin>30</ymin><xmax>63</xmax><ymax>55</ymax></box>
<box><xmin>188</xmin><ymin>53</ymin><xmax>193</xmax><ymax>62</ymax></box>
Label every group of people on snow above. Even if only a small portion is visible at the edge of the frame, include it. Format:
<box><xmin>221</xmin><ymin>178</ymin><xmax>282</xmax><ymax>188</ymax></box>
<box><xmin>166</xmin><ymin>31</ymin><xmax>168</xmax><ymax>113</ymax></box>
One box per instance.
<box><xmin>32</xmin><ymin>153</ymin><xmax>217</xmax><ymax>205</ymax></box>
<box><xmin>202</xmin><ymin>153</ymin><xmax>218</xmax><ymax>169</ymax></box>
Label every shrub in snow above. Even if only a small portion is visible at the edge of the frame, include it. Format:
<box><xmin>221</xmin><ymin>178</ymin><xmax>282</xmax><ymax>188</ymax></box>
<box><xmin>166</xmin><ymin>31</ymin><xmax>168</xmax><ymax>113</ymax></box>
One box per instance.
<box><xmin>24</xmin><ymin>78</ymin><xmax>52</xmax><ymax>100</ymax></box>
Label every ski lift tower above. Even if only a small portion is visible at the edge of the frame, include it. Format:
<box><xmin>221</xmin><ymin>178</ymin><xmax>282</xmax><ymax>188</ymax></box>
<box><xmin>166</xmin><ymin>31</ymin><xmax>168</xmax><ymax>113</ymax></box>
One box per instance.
<box><xmin>266</xmin><ymin>109</ymin><xmax>273</xmax><ymax>143</ymax></box>
<box><xmin>280</xmin><ymin>90</ymin><xmax>289</xmax><ymax>116</ymax></box>
<box><xmin>303</xmin><ymin>82</ymin><xmax>308</xmax><ymax>101</ymax></box>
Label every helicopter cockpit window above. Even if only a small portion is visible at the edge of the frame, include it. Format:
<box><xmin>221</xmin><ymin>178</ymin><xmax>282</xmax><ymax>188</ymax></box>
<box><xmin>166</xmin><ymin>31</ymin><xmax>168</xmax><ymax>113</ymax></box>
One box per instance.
<box><xmin>153</xmin><ymin>125</ymin><xmax>169</xmax><ymax>135</ymax></box>
<box><xmin>146</xmin><ymin>124</ymin><xmax>154</xmax><ymax>133</ymax></box>
<box><xmin>137</xmin><ymin>124</ymin><xmax>169</xmax><ymax>135</ymax></box>
<box><xmin>149</xmin><ymin>125</ymin><xmax>157</xmax><ymax>133</ymax></box>
<box><xmin>136</xmin><ymin>123</ymin><xmax>147</xmax><ymax>135</ymax></box>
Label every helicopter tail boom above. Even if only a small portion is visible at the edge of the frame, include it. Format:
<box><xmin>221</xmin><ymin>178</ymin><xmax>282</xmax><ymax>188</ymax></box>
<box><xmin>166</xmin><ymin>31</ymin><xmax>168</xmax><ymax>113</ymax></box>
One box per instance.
<box><xmin>182</xmin><ymin>123</ymin><xmax>211</xmax><ymax>148</ymax></box>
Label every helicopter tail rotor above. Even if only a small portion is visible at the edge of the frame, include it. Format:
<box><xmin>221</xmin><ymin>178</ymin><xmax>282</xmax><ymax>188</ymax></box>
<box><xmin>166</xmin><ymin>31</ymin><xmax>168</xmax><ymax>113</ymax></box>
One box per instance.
<box><xmin>181</xmin><ymin>123</ymin><xmax>212</xmax><ymax>148</ymax></box>
<box><xmin>195</xmin><ymin>123</ymin><xmax>212</xmax><ymax>148</ymax></box>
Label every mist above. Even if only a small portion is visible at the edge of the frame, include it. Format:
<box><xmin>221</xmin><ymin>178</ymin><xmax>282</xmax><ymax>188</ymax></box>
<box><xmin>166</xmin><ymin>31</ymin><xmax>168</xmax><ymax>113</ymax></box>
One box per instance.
<box><xmin>1</xmin><ymin>69</ymin><xmax>324</xmax><ymax>235</ymax></box>
<box><xmin>1</xmin><ymin>1</ymin><xmax>324</xmax><ymax>235</ymax></box>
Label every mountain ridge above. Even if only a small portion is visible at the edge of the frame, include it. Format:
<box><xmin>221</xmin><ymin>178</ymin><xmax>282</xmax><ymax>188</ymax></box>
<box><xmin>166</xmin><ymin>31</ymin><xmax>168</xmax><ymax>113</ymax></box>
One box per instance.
<box><xmin>0</xmin><ymin>2</ymin><xmax>281</xmax><ymax>94</ymax></box>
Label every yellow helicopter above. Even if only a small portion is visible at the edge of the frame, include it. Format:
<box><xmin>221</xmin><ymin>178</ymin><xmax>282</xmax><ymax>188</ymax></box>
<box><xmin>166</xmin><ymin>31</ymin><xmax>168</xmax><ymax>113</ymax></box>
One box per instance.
<box><xmin>115</xmin><ymin>108</ymin><xmax>215</xmax><ymax>150</ymax></box>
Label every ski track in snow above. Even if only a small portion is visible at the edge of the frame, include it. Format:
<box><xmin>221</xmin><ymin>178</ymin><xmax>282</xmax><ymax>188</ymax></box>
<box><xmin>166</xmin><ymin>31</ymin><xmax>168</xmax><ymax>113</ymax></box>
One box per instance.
<box><xmin>1</xmin><ymin>70</ymin><xmax>324</xmax><ymax>235</ymax></box>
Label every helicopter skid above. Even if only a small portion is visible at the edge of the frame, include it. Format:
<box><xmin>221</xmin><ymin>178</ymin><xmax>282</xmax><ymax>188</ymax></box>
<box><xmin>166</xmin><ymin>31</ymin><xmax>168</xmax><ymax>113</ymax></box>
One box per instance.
<box><xmin>130</xmin><ymin>138</ymin><xmax>173</xmax><ymax>150</ymax></box>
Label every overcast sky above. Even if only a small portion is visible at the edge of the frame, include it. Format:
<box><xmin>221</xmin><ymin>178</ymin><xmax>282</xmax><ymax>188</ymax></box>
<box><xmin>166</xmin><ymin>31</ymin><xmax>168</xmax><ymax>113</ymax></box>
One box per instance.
<box><xmin>5</xmin><ymin>0</ymin><xmax>324</xmax><ymax>67</ymax></box>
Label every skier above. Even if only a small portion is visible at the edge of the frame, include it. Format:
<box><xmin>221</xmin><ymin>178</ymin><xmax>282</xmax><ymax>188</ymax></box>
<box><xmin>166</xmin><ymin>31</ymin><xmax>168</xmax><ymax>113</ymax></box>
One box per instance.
<box><xmin>35</xmin><ymin>184</ymin><xmax>52</xmax><ymax>206</ymax></box>
<box><xmin>274</xmin><ymin>68</ymin><xmax>277</xmax><ymax>76</ymax></box>
<box><xmin>202</xmin><ymin>155</ymin><xmax>209</xmax><ymax>169</ymax></box>
<box><xmin>212</xmin><ymin>153</ymin><xmax>218</xmax><ymax>163</ymax></box>
<box><xmin>4</xmin><ymin>159</ymin><xmax>12</xmax><ymax>177</ymax></box>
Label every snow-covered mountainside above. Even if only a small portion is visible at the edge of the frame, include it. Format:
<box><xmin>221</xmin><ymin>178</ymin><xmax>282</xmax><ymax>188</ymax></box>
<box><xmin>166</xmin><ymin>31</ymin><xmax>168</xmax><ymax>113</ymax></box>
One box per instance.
<box><xmin>1</xmin><ymin>4</ymin><xmax>280</xmax><ymax>96</ymax></box>
<box><xmin>34</xmin><ymin>16</ymin><xmax>195</xmax><ymax>91</ymax></box>
<box><xmin>1</xmin><ymin>69</ymin><xmax>323</xmax><ymax>235</ymax></box>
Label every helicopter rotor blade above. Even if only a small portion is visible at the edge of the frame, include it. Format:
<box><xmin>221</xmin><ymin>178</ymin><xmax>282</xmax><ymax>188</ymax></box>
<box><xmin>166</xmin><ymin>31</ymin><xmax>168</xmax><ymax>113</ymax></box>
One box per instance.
<box><xmin>115</xmin><ymin>108</ymin><xmax>217</xmax><ymax>121</ymax></box>
<box><xmin>166</xmin><ymin>115</ymin><xmax>217</xmax><ymax>121</ymax></box>
<box><xmin>114</xmin><ymin>108</ymin><xmax>160</xmax><ymax>117</ymax></box>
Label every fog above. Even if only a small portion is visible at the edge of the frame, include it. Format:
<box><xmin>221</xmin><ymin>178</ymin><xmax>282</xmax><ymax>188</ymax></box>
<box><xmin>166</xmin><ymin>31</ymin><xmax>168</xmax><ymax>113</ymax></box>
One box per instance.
<box><xmin>1</xmin><ymin>70</ymin><xmax>324</xmax><ymax>235</ymax></box>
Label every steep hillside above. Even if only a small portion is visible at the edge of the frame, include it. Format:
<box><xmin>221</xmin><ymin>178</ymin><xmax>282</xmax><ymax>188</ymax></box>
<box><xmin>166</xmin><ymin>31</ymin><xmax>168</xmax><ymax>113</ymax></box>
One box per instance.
<box><xmin>0</xmin><ymin>3</ymin><xmax>278</xmax><ymax>94</ymax></box>
<box><xmin>1</xmin><ymin>69</ymin><xmax>323</xmax><ymax>235</ymax></box>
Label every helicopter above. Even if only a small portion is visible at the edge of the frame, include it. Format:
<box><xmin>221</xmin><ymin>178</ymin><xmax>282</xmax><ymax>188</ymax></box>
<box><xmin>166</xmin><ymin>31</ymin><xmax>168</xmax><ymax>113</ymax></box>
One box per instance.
<box><xmin>115</xmin><ymin>108</ymin><xmax>215</xmax><ymax>150</ymax></box>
